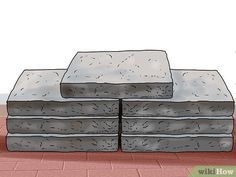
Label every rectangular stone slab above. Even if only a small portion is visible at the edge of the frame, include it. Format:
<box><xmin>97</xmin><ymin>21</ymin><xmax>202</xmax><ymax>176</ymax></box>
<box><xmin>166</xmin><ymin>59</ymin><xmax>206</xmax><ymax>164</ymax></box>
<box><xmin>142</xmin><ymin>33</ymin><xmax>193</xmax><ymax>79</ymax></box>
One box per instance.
<box><xmin>122</xmin><ymin>116</ymin><xmax>233</xmax><ymax>134</ymax></box>
<box><xmin>61</xmin><ymin>50</ymin><xmax>173</xmax><ymax>99</ymax></box>
<box><xmin>7</xmin><ymin>116</ymin><xmax>119</xmax><ymax>134</ymax></box>
<box><xmin>121</xmin><ymin>134</ymin><xmax>233</xmax><ymax>152</ymax></box>
<box><xmin>7</xmin><ymin>69</ymin><xmax>119</xmax><ymax>116</ymax></box>
<box><xmin>7</xmin><ymin>133</ymin><xmax>118</xmax><ymax>152</ymax></box>
<box><xmin>123</xmin><ymin>69</ymin><xmax>234</xmax><ymax>117</ymax></box>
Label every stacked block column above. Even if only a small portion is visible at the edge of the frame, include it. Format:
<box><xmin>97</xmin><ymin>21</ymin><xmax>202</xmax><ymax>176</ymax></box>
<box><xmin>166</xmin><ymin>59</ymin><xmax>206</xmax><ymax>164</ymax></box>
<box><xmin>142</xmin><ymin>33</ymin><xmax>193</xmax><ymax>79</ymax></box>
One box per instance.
<box><xmin>6</xmin><ymin>50</ymin><xmax>235</xmax><ymax>152</ymax></box>
<box><xmin>122</xmin><ymin>70</ymin><xmax>234</xmax><ymax>152</ymax></box>
<box><xmin>7</xmin><ymin>70</ymin><xmax>119</xmax><ymax>151</ymax></box>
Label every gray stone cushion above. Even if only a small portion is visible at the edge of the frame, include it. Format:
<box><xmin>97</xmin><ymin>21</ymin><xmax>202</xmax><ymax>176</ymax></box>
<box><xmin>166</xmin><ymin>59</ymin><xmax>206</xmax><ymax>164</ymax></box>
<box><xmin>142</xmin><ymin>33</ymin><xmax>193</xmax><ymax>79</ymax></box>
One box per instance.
<box><xmin>7</xmin><ymin>69</ymin><xmax>119</xmax><ymax>116</ymax></box>
<box><xmin>123</xmin><ymin>69</ymin><xmax>234</xmax><ymax>117</ymax></box>
<box><xmin>61</xmin><ymin>50</ymin><xmax>173</xmax><ymax>98</ymax></box>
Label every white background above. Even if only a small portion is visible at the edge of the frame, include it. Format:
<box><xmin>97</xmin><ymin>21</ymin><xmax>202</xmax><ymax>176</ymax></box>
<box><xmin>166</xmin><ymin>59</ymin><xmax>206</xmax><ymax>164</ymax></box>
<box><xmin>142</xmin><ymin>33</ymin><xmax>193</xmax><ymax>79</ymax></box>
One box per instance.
<box><xmin>0</xmin><ymin>0</ymin><xmax>235</xmax><ymax>102</ymax></box>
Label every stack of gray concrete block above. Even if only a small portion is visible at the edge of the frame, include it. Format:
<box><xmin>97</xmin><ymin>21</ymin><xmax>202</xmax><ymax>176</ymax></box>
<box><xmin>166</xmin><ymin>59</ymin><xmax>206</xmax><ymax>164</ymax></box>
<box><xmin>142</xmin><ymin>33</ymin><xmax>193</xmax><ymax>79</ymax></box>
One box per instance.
<box><xmin>122</xmin><ymin>69</ymin><xmax>234</xmax><ymax>152</ymax></box>
<box><xmin>7</xmin><ymin>69</ymin><xmax>119</xmax><ymax>152</ymax></box>
<box><xmin>6</xmin><ymin>50</ymin><xmax>234</xmax><ymax>152</ymax></box>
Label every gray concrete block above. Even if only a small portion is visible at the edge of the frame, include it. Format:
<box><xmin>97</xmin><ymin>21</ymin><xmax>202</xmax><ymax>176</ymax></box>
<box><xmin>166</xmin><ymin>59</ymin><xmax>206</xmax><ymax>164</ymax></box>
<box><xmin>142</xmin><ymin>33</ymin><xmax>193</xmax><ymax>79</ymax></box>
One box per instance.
<box><xmin>121</xmin><ymin>134</ymin><xmax>233</xmax><ymax>152</ymax></box>
<box><xmin>7</xmin><ymin>133</ymin><xmax>118</xmax><ymax>152</ymax></box>
<box><xmin>122</xmin><ymin>116</ymin><xmax>233</xmax><ymax>134</ymax></box>
<box><xmin>61</xmin><ymin>50</ymin><xmax>173</xmax><ymax>99</ymax></box>
<box><xmin>123</xmin><ymin>70</ymin><xmax>234</xmax><ymax>117</ymax></box>
<box><xmin>7</xmin><ymin>70</ymin><xmax>119</xmax><ymax>116</ymax></box>
<box><xmin>7</xmin><ymin>116</ymin><xmax>118</xmax><ymax>134</ymax></box>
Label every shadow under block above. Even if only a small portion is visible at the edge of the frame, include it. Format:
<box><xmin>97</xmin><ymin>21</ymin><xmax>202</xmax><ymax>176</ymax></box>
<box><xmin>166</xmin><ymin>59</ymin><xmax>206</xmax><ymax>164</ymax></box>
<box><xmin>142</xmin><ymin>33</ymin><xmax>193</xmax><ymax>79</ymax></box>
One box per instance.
<box><xmin>123</xmin><ymin>70</ymin><xmax>234</xmax><ymax>117</ymax></box>
<box><xmin>7</xmin><ymin>133</ymin><xmax>118</xmax><ymax>152</ymax></box>
<box><xmin>60</xmin><ymin>50</ymin><xmax>173</xmax><ymax>99</ymax></box>
<box><xmin>7</xmin><ymin>69</ymin><xmax>119</xmax><ymax>116</ymax></box>
<box><xmin>122</xmin><ymin>116</ymin><xmax>233</xmax><ymax>134</ymax></box>
<box><xmin>121</xmin><ymin>134</ymin><xmax>233</xmax><ymax>152</ymax></box>
<box><xmin>7</xmin><ymin>116</ymin><xmax>119</xmax><ymax>134</ymax></box>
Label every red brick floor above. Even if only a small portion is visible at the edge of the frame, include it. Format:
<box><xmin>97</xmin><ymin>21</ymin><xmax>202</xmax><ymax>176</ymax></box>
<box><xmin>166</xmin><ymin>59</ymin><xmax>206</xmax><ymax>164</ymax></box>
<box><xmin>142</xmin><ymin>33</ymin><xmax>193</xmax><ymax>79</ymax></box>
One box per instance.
<box><xmin>0</xmin><ymin>109</ymin><xmax>235</xmax><ymax>177</ymax></box>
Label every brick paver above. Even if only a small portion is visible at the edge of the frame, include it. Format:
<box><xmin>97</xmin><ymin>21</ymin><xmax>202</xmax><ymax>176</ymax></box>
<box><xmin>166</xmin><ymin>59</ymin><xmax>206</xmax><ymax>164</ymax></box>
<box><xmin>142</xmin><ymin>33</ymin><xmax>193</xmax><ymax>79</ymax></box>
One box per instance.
<box><xmin>131</xmin><ymin>152</ymin><xmax>178</xmax><ymax>160</ymax></box>
<box><xmin>37</xmin><ymin>170</ymin><xmax>87</xmax><ymax>177</ymax></box>
<box><xmin>42</xmin><ymin>152</ymin><xmax>87</xmax><ymax>162</ymax></box>
<box><xmin>138</xmin><ymin>168</ymin><xmax>190</xmax><ymax>177</ymax></box>
<box><xmin>0</xmin><ymin>152</ymin><xmax>43</xmax><ymax>162</ymax></box>
<box><xmin>10</xmin><ymin>171</ymin><xmax>37</xmax><ymax>177</ymax></box>
<box><xmin>15</xmin><ymin>161</ymin><xmax>63</xmax><ymax>171</ymax></box>
<box><xmin>87</xmin><ymin>151</ymin><xmax>133</xmax><ymax>161</ymax></box>
<box><xmin>64</xmin><ymin>161</ymin><xmax>112</xmax><ymax>170</ymax></box>
<box><xmin>111</xmin><ymin>159</ymin><xmax>160</xmax><ymax>169</ymax></box>
<box><xmin>0</xmin><ymin>108</ymin><xmax>235</xmax><ymax>177</ymax></box>
<box><xmin>89</xmin><ymin>169</ymin><xmax>140</xmax><ymax>177</ymax></box>
<box><xmin>158</xmin><ymin>158</ymin><xmax>208</xmax><ymax>168</ymax></box>
<box><xmin>0</xmin><ymin>161</ymin><xmax>16</xmax><ymax>170</ymax></box>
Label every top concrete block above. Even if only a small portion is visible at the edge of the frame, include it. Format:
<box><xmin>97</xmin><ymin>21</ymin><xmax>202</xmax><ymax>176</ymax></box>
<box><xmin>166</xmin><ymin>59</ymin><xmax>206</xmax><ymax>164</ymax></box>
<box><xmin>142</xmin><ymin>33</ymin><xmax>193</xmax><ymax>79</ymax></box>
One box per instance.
<box><xmin>123</xmin><ymin>69</ymin><xmax>235</xmax><ymax>117</ymax></box>
<box><xmin>61</xmin><ymin>50</ymin><xmax>173</xmax><ymax>99</ymax></box>
<box><xmin>167</xmin><ymin>69</ymin><xmax>234</xmax><ymax>101</ymax></box>
<box><xmin>7</xmin><ymin>70</ymin><xmax>119</xmax><ymax>116</ymax></box>
<box><xmin>8</xmin><ymin>69</ymin><xmax>67</xmax><ymax>102</ymax></box>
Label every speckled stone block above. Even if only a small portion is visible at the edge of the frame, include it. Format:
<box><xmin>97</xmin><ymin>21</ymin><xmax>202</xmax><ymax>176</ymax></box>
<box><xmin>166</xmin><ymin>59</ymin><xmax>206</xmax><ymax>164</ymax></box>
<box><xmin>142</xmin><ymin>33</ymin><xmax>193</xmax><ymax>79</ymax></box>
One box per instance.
<box><xmin>122</xmin><ymin>116</ymin><xmax>233</xmax><ymax>134</ymax></box>
<box><xmin>121</xmin><ymin>134</ymin><xmax>233</xmax><ymax>152</ymax></box>
<box><xmin>7</xmin><ymin>70</ymin><xmax>119</xmax><ymax>116</ymax></box>
<box><xmin>7</xmin><ymin>116</ymin><xmax>118</xmax><ymax>134</ymax></box>
<box><xmin>61</xmin><ymin>50</ymin><xmax>173</xmax><ymax>99</ymax></box>
<box><xmin>7</xmin><ymin>133</ymin><xmax>118</xmax><ymax>152</ymax></box>
<box><xmin>123</xmin><ymin>70</ymin><xmax>234</xmax><ymax>117</ymax></box>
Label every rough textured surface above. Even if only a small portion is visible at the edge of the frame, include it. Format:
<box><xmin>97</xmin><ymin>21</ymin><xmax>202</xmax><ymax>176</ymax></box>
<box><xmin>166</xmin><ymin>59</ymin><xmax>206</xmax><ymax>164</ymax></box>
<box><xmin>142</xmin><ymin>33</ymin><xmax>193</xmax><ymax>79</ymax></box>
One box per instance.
<box><xmin>123</xmin><ymin>69</ymin><xmax>234</xmax><ymax>117</ymax></box>
<box><xmin>122</xmin><ymin>116</ymin><xmax>233</xmax><ymax>134</ymax></box>
<box><xmin>7</xmin><ymin>116</ymin><xmax>118</xmax><ymax>134</ymax></box>
<box><xmin>7</xmin><ymin>70</ymin><xmax>119</xmax><ymax>116</ymax></box>
<box><xmin>61</xmin><ymin>50</ymin><xmax>173</xmax><ymax>98</ymax></box>
<box><xmin>121</xmin><ymin>134</ymin><xmax>233</xmax><ymax>152</ymax></box>
<box><xmin>7</xmin><ymin>133</ymin><xmax>118</xmax><ymax>152</ymax></box>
